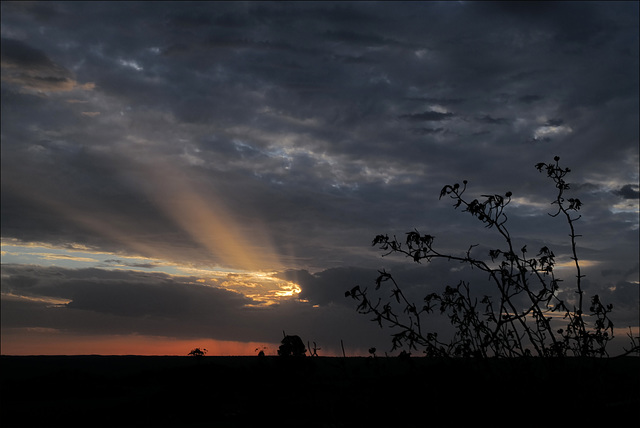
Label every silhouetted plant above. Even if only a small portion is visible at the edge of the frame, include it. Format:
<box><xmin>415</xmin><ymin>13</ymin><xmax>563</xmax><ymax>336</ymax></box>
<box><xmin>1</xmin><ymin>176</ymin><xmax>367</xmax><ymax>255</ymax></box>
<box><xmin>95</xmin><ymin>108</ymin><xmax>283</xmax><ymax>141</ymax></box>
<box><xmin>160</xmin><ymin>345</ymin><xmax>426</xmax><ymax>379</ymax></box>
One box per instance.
<box><xmin>278</xmin><ymin>334</ymin><xmax>307</xmax><ymax>357</ymax></box>
<box><xmin>398</xmin><ymin>350</ymin><xmax>411</xmax><ymax>359</ymax></box>
<box><xmin>346</xmin><ymin>157</ymin><xmax>627</xmax><ymax>358</ymax></box>
<box><xmin>188</xmin><ymin>347</ymin><xmax>207</xmax><ymax>357</ymax></box>
<box><xmin>622</xmin><ymin>327</ymin><xmax>640</xmax><ymax>357</ymax></box>
<box><xmin>307</xmin><ymin>341</ymin><xmax>321</xmax><ymax>357</ymax></box>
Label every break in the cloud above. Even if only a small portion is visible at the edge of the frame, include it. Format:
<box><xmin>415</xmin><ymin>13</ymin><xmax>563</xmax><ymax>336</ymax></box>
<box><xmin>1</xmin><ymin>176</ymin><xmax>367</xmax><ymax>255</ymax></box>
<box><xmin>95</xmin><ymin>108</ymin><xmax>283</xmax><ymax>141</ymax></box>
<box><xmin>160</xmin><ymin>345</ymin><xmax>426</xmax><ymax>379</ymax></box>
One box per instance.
<box><xmin>1</xmin><ymin>2</ymin><xmax>638</xmax><ymax>355</ymax></box>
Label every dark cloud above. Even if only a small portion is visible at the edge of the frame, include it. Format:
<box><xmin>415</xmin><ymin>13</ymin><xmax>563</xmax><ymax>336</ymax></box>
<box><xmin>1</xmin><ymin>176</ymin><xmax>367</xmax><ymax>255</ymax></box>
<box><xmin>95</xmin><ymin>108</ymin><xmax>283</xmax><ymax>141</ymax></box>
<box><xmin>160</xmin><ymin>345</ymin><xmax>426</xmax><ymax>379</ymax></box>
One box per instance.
<box><xmin>323</xmin><ymin>30</ymin><xmax>407</xmax><ymax>48</ymax></box>
<box><xmin>613</xmin><ymin>184</ymin><xmax>640</xmax><ymax>200</ymax></box>
<box><xmin>472</xmin><ymin>2</ymin><xmax>612</xmax><ymax>46</ymax></box>
<box><xmin>279</xmin><ymin>267</ymin><xmax>379</xmax><ymax>306</ymax></box>
<box><xmin>406</xmin><ymin>97</ymin><xmax>465</xmax><ymax>105</ymax></box>
<box><xmin>544</xmin><ymin>118</ymin><xmax>564</xmax><ymax>126</ymax></box>
<box><xmin>0</xmin><ymin>37</ymin><xmax>92</xmax><ymax>93</ymax></box>
<box><xmin>410</xmin><ymin>127</ymin><xmax>445</xmax><ymax>135</ymax></box>
<box><xmin>475</xmin><ymin>115</ymin><xmax>511</xmax><ymax>125</ymax></box>
<box><xmin>398</xmin><ymin>111</ymin><xmax>455</xmax><ymax>122</ymax></box>
<box><xmin>518</xmin><ymin>95</ymin><xmax>543</xmax><ymax>104</ymax></box>
<box><xmin>1</xmin><ymin>37</ymin><xmax>54</xmax><ymax>68</ymax></box>
<box><xmin>0</xmin><ymin>266</ymin><xmax>240</xmax><ymax>324</ymax></box>
<box><xmin>103</xmin><ymin>260</ymin><xmax>159</xmax><ymax>269</ymax></box>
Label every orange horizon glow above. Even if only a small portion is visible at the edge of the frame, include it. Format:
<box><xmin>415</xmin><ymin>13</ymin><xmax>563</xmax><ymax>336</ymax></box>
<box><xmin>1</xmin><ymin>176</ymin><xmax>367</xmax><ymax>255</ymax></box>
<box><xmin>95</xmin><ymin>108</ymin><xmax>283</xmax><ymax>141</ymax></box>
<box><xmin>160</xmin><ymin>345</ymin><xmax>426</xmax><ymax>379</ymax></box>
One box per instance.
<box><xmin>0</xmin><ymin>329</ymin><xmax>364</xmax><ymax>357</ymax></box>
<box><xmin>0</xmin><ymin>328</ymin><xmax>368</xmax><ymax>357</ymax></box>
<box><xmin>0</xmin><ymin>330</ymin><xmax>278</xmax><ymax>356</ymax></box>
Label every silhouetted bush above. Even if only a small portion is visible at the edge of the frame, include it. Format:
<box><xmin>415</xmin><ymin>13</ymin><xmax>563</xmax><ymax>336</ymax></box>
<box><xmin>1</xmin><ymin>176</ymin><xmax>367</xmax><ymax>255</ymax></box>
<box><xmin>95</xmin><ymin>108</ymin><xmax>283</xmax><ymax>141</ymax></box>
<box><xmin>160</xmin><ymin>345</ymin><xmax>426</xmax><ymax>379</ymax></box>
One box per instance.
<box><xmin>347</xmin><ymin>157</ymin><xmax>639</xmax><ymax>357</ymax></box>
<box><xmin>278</xmin><ymin>335</ymin><xmax>307</xmax><ymax>357</ymax></box>
<box><xmin>188</xmin><ymin>347</ymin><xmax>207</xmax><ymax>357</ymax></box>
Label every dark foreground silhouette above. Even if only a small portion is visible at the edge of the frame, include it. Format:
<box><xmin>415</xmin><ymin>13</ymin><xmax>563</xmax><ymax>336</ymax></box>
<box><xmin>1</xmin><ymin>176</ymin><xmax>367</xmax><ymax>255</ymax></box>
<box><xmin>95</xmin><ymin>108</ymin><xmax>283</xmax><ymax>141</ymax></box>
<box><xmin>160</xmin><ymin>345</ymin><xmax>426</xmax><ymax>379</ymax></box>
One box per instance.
<box><xmin>1</xmin><ymin>355</ymin><xmax>638</xmax><ymax>427</ymax></box>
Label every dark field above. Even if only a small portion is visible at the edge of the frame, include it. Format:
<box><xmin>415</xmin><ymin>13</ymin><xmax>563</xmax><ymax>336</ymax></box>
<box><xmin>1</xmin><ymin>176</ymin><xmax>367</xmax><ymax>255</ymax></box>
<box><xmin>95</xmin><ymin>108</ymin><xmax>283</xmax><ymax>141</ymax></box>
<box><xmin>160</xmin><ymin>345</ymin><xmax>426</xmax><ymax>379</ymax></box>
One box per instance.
<box><xmin>1</xmin><ymin>355</ymin><xmax>638</xmax><ymax>428</ymax></box>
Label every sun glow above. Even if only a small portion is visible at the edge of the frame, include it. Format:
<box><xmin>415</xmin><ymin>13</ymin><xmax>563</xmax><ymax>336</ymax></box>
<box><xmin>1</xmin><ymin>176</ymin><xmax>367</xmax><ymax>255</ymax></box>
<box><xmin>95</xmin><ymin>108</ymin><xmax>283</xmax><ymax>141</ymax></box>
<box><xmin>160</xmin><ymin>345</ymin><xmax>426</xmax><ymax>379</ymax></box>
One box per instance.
<box><xmin>553</xmin><ymin>259</ymin><xmax>600</xmax><ymax>269</ymax></box>
<box><xmin>126</xmin><ymin>154</ymin><xmax>284</xmax><ymax>272</ymax></box>
<box><xmin>1</xmin><ymin>143</ymin><xmax>301</xmax><ymax>304</ymax></box>
<box><xmin>1</xmin><ymin>240</ymin><xmax>301</xmax><ymax>305</ymax></box>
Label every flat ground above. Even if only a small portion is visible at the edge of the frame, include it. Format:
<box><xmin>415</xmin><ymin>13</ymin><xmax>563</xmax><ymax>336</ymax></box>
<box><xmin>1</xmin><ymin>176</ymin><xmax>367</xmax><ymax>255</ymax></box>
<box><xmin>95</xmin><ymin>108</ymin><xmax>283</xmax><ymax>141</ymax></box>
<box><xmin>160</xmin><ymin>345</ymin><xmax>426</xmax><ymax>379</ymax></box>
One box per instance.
<box><xmin>1</xmin><ymin>356</ymin><xmax>638</xmax><ymax>427</ymax></box>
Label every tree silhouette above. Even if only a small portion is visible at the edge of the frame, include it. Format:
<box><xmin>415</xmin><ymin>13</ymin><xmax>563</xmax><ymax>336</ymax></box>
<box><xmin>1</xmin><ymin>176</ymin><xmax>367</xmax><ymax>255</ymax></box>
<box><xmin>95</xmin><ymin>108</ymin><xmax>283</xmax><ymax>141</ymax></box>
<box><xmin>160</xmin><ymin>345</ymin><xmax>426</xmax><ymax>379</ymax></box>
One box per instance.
<box><xmin>278</xmin><ymin>335</ymin><xmax>307</xmax><ymax>357</ymax></box>
<box><xmin>346</xmin><ymin>157</ymin><xmax>632</xmax><ymax>357</ymax></box>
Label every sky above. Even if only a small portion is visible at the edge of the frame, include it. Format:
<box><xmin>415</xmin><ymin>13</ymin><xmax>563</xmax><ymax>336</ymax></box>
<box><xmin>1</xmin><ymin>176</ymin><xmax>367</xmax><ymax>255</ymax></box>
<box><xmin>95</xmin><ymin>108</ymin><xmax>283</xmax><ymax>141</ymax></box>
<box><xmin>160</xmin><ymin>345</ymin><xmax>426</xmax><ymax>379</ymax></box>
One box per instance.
<box><xmin>1</xmin><ymin>1</ymin><xmax>638</xmax><ymax>356</ymax></box>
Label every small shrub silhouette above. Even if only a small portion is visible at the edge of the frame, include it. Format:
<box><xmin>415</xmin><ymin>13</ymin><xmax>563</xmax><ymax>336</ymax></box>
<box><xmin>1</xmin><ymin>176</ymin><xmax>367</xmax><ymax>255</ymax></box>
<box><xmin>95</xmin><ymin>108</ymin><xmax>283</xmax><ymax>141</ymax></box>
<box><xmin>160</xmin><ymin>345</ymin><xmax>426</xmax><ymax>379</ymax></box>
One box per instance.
<box><xmin>346</xmin><ymin>157</ymin><xmax>637</xmax><ymax>357</ymax></box>
<box><xmin>188</xmin><ymin>347</ymin><xmax>207</xmax><ymax>357</ymax></box>
<box><xmin>307</xmin><ymin>341</ymin><xmax>321</xmax><ymax>357</ymax></box>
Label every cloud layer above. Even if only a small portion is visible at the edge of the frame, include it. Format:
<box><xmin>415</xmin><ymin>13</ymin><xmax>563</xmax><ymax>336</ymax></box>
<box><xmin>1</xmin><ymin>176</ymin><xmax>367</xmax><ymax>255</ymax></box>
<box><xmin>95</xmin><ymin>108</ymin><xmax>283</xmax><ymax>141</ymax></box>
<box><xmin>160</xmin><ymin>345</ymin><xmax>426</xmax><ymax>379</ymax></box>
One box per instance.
<box><xmin>1</xmin><ymin>2</ymin><xmax>638</xmax><ymax>354</ymax></box>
